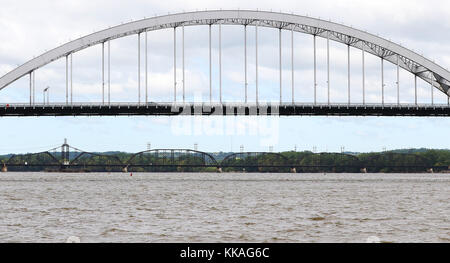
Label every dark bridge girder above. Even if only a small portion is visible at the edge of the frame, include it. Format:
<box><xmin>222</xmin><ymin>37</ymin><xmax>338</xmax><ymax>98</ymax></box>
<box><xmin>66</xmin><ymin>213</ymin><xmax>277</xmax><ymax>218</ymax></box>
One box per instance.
<box><xmin>0</xmin><ymin>103</ymin><xmax>449</xmax><ymax>117</ymax></box>
<box><xmin>125</xmin><ymin>149</ymin><xmax>219</xmax><ymax>166</ymax></box>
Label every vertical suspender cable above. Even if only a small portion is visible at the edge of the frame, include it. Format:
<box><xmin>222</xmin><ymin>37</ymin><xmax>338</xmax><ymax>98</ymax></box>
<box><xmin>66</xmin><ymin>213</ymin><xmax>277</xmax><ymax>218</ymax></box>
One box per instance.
<box><xmin>362</xmin><ymin>43</ymin><xmax>365</xmax><ymax>105</ymax></box>
<box><xmin>279</xmin><ymin>28</ymin><xmax>282</xmax><ymax>104</ymax></box>
<box><xmin>174</xmin><ymin>28</ymin><xmax>177</xmax><ymax>102</ymax></box>
<box><xmin>219</xmin><ymin>22</ymin><xmax>222</xmax><ymax>103</ymax></box>
<box><xmin>291</xmin><ymin>28</ymin><xmax>294</xmax><ymax>104</ymax></box>
<box><xmin>313</xmin><ymin>35</ymin><xmax>317</xmax><ymax>105</ymax></box>
<box><xmin>145</xmin><ymin>31</ymin><xmax>148</xmax><ymax>104</ymax></box>
<box><xmin>182</xmin><ymin>25</ymin><xmax>185</xmax><ymax>103</ymax></box>
<box><xmin>244</xmin><ymin>25</ymin><xmax>247</xmax><ymax>103</ymax></box>
<box><xmin>256</xmin><ymin>23</ymin><xmax>258</xmax><ymax>105</ymax></box>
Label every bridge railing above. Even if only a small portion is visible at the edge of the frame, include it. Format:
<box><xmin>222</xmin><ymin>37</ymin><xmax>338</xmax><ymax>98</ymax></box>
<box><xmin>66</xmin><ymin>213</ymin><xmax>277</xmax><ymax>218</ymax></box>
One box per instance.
<box><xmin>1</xmin><ymin>102</ymin><xmax>449</xmax><ymax>108</ymax></box>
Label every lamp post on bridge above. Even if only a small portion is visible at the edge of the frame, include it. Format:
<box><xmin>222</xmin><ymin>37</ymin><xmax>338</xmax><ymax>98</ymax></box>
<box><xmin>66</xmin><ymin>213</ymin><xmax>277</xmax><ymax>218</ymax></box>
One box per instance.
<box><xmin>43</xmin><ymin>86</ymin><xmax>50</xmax><ymax>105</ymax></box>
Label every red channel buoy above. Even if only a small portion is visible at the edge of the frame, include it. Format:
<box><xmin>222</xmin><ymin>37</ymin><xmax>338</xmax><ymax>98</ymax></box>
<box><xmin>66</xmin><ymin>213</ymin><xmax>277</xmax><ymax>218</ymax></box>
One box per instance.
<box><xmin>130</xmin><ymin>173</ymin><xmax>133</xmax><ymax>176</ymax></box>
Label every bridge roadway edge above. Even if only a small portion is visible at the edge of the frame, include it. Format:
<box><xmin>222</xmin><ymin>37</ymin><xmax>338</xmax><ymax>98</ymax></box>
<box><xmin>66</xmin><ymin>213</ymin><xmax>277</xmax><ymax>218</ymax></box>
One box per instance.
<box><xmin>0</xmin><ymin>104</ymin><xmax>449</xmax><ymax>117</ymax></box>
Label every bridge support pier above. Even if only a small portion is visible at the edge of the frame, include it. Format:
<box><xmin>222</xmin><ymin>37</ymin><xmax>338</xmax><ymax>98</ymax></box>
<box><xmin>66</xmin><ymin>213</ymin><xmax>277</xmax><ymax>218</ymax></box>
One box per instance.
<box><xmin>122</xmin><ymin>166</ymin><xmax>128</xmax><ymax>173</ymax></box>
<box><xmin>1</xmin><ymin>163</ymin><xmax>7</xmax><ymax>172</ymax></box>
<box><xmin>217</xmin><ymin>167</ymin><xmax>222</xmax><ymax>173</ymax></box>
<box><xmin>290</xmin><ymin>167</ymin><xmax>297</xmax><ymax>173</ymax></box>
<box><xmin>427</xmin><ymin>168</ymin><xmax>434</xmax><ymax>173</ymax></box>
<box><xmin>360</xmin><ymin>167</ymin><xmax>367</xmax><ymax>173</ymax></box>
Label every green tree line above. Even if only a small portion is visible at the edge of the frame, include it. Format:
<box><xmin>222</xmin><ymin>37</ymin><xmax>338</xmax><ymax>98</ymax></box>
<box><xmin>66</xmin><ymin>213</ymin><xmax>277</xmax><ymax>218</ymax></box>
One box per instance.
<box><xmin>1</xmin><ymin>149</ymin><xmax>449</xmax><ymax>173</ymax></box>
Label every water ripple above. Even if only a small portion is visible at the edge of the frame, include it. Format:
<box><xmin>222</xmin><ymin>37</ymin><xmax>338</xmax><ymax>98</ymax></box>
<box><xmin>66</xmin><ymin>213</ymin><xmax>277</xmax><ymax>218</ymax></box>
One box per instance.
<box><xmin>0</xmin><ymin>172</ymin><xmax>449</xmax><ymax>242</ymax></box>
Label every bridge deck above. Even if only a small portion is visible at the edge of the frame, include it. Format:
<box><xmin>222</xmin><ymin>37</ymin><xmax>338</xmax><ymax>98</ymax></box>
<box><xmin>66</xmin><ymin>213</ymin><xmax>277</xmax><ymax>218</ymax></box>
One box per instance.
<box><xmin>0</xmin><ymin>103</ymin><xmax>449</xmax><ymax>117</ymax></box>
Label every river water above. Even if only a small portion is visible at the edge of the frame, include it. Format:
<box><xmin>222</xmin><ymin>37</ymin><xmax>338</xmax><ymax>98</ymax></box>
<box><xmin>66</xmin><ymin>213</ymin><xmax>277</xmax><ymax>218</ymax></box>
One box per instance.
<box><xmin>0</xmin><ymin>172</ymin><xmax>448</xmax><ymax>243</ymax></box>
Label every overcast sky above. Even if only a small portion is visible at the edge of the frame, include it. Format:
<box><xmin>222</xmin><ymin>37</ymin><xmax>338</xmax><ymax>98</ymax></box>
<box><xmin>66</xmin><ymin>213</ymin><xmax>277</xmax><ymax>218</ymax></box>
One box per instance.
<box><xmin>0</xmin><ymin>0</ymin><xmax>450</xmax><ymax>154</ymax></box>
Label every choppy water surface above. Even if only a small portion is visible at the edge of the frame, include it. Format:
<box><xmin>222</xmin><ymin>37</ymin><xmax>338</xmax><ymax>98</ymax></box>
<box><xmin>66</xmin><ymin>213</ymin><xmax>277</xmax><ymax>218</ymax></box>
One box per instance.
<box><xmin>0</xmin><ymin>173</ymin><xmax>449</xmax><ymax>243</ymax></box>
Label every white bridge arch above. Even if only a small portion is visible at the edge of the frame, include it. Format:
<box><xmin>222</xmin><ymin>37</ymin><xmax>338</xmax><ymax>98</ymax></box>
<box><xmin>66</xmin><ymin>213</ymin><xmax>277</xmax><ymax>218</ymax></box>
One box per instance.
<box><xmin>0</xmin><ymin>10</ymin><xmax>449</xmax><ymax>117</ymax></box>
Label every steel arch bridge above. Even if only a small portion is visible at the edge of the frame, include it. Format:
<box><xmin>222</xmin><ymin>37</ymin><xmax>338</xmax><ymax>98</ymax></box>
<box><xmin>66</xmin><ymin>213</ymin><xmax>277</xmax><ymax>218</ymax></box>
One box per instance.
<box><xmin>2</xmin><ymin>143</ymin><xmax>125</xmax><ymax>172</ymax></box>
<box><xmin>1</xmin><ymin>10</ymin><xmax>449</xmax><ymax>116</ymax></box>
<box><xmin>126</xmin><ymin>149</ymin><xmax>219</xmax><ymax>165</ymax></box>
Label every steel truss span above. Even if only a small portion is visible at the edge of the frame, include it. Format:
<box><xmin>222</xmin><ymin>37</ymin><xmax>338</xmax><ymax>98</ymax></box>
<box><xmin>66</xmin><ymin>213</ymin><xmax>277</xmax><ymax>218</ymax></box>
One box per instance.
<box><xmin>3</xmin><ymin>142</ymin><xmax>447</xmax><ymax>173</ymax></box>
<box><xmin>1</xmin><ymin>10</ymin><xmax>449</xmax><ymax>116</ymax></box>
